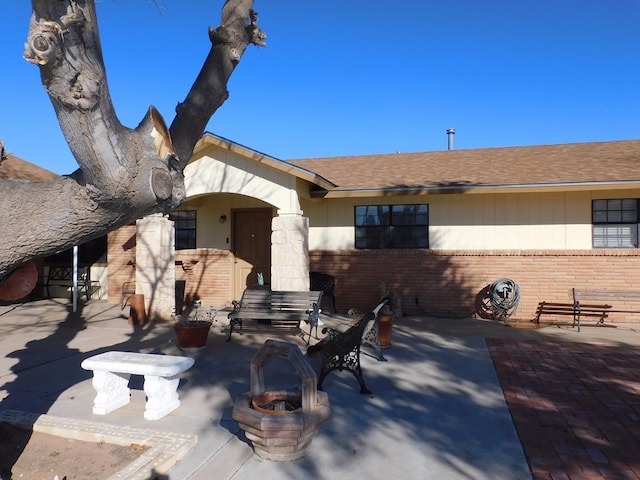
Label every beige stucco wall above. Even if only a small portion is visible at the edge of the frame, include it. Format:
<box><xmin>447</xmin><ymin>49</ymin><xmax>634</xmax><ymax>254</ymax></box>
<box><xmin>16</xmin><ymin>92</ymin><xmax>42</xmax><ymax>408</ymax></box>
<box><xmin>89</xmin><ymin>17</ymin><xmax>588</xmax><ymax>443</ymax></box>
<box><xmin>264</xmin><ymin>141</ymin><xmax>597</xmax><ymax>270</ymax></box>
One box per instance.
<box><xmin>181</xmin><ymin>141</ymin><xmax>640</xmax><ymax>253</ymax></box>
<box><xmin>181</xmin><ymin>144</ymin><xmax>314</xmax><ymax>295</ymax></box>
<box><xmin>302</xmin><ymin>188</ymin><xmax>640</xmax><ymax>250</ymax></box>
<box><xmin>185</xmin><ymin>147</ymin><xmax>301</xmax><ymax>214</ymax></box>
<box><xmin>178</xmin><ymin>194</ymin><xmax>274</xmax><ymax>250</ymax></box>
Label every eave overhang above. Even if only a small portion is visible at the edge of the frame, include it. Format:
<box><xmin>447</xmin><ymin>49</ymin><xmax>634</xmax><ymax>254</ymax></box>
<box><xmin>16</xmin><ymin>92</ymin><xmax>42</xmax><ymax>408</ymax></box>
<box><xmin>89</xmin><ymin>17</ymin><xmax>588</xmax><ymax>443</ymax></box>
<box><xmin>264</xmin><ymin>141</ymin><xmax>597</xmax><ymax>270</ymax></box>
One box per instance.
<box><xmin>309</xmin><ymin>180</ymin><xmax>640</xmax><ymax>198</ymax></box>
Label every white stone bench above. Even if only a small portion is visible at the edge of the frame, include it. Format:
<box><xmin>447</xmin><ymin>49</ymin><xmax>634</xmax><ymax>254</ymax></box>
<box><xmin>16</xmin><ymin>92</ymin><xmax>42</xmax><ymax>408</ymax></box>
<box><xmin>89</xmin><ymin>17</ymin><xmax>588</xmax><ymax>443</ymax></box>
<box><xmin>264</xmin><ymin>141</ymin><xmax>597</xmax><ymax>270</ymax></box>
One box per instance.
<box><xmin>81</xmin><ymin>351</ymin><xmax>195</xmax><ymax>421</ymax></box>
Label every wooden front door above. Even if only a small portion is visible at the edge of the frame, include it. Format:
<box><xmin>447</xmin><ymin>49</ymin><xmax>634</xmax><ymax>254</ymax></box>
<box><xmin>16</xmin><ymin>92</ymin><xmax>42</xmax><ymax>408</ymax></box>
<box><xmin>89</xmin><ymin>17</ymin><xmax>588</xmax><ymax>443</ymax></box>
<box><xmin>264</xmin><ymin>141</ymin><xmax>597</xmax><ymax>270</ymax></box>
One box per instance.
<box><xmin>233</xmin><ymin>209</ymin><xmax>272</xmax><ymax>298</ymax></box>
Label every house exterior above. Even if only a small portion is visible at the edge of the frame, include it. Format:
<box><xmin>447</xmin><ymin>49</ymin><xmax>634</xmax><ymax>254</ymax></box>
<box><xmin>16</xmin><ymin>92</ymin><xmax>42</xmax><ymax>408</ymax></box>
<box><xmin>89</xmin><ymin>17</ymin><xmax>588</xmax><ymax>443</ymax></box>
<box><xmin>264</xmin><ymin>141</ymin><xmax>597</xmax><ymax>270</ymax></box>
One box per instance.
<box><xmin>107</xmin><ymin>134</ymin><xmax>640</xmax><ymax>322</ymax></box>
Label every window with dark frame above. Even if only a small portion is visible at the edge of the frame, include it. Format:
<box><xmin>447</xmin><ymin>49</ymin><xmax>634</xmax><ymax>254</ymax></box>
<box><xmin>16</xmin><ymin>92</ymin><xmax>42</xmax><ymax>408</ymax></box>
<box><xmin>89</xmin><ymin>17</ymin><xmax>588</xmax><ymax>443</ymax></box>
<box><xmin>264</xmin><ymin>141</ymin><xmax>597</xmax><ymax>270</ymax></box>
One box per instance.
<box><xmin>355</xmin><ymin>204</ymin><xmax>428</xmax><ymax>249</ymax></box>
<box><xmin>45</xmin><ymin>236</ymin><xmax>108</xmax><ymax>265</ymax></box>
<box><xmin>169</xmin><ymin>210</ymin><xmax>197</xmax><ymax>250</ymax></box>
<box><xmin>592</xmin><ymin>199</ymin><xmax>639</xmax><ymax>248</ymax></box>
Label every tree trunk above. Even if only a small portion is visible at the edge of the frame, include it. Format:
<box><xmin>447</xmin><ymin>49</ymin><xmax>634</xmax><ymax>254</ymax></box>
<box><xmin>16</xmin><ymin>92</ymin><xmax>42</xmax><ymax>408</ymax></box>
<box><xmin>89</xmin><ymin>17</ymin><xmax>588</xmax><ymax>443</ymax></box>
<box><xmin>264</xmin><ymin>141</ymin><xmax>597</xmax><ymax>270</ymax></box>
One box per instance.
<box><xmin>0</xmin><ymin>0</ymin><xmax>265</xmax><ymax>280</ymax></box>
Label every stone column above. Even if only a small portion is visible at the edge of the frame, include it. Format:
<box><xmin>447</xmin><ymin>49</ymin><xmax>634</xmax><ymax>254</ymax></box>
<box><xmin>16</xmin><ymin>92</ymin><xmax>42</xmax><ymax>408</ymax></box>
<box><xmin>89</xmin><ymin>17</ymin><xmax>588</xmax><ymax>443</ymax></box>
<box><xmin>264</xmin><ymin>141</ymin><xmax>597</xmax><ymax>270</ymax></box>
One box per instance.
<box><xmin>136</xmin><ymin>214</ymin><xmax>175</xmax><ymax>320</ymax></box>
<box><xmin>271</xmin><ymin>211</ymin><xmax>309</xmax><ymax>291</ymax></box>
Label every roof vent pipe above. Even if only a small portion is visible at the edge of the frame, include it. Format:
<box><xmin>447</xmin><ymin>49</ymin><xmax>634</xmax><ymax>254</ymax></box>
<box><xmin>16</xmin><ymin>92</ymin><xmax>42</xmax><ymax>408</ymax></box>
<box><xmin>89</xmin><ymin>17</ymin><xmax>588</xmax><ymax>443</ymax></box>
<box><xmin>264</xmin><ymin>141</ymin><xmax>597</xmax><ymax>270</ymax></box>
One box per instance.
<box><xmin>446</xmin><ymin>128</ymin><xmax>455</xmax><ymax>150</ymax></box>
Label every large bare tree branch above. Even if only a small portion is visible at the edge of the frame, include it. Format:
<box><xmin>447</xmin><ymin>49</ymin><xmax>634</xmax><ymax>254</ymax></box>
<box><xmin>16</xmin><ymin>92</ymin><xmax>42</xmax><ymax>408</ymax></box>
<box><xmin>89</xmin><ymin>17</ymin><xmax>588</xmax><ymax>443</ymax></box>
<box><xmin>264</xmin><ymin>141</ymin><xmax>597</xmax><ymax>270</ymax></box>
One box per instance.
<box><xmin>171</xmin><ymin>3</ymin><xmax>266</xmax><ymax>164</ymax></box>
<box><xmin>0</xmin><ymin>0</ymin><xmax>265</xmax><ymax>280</ymax></box>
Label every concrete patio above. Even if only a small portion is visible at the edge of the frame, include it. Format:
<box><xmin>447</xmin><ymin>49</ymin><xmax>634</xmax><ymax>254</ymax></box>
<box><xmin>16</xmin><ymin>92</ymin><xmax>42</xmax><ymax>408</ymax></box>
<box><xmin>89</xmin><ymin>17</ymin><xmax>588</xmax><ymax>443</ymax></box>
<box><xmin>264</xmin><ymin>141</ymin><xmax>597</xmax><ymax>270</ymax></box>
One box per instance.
<box><xmin>0</xmin><ymin>299</ymin><xmax>638</xmax><ymax>479</ymax></box>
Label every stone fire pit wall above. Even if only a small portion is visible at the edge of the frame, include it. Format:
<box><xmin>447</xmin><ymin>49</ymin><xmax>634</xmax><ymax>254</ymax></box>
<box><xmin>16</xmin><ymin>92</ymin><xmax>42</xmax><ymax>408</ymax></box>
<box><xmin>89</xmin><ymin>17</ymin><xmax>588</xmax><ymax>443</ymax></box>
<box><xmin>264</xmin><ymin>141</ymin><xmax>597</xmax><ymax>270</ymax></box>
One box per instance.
<box><xmin>232</xmin><ymin>339</ymin><xmax>332</xmax><ymax>461</ymax></box>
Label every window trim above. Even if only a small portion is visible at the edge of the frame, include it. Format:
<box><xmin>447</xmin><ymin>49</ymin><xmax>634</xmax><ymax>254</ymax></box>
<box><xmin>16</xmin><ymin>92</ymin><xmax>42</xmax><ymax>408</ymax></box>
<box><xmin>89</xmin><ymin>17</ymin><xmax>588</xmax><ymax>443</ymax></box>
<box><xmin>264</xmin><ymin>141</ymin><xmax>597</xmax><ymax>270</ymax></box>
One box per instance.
<box><xmin>170</xmin><ymin>210</ymin><xmax>197</xmax><ymax>250</ymax></box>
<box><xmin>354</xmin><ymin>204</ymin><xmax>429</xmax><ymax>249</ymax></box>
<box><xmin>592</xmin><ymin>199</ymin><xmax>639</xmax><ymax>248</ymax></box>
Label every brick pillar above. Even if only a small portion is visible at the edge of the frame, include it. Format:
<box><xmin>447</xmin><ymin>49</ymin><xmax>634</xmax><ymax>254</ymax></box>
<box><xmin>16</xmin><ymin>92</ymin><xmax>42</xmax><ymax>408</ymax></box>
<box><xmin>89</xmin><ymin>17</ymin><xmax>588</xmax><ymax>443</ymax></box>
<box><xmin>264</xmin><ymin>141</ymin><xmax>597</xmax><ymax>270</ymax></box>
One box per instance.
<box><xmin>136</xmin><ymin>214</ymin><xmax>175</xmax><ymax>320</ymax></box>
<box><xmin>271</xmin><ymin>213</ymin><xmax>309</xmax><ymax>291</ymax></box>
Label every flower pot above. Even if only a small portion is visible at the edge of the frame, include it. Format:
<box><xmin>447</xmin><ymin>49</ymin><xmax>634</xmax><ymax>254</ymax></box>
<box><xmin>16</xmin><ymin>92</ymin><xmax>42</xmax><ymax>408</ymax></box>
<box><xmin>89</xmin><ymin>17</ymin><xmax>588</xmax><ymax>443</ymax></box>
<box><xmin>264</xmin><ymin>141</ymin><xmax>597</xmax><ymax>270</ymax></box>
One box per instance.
<box><xmin>174</xmin><ymin>321</ymin><xmax>211</xmax><ymax>348</ymax></box>
<box><xmin>378</xmin><ymin>314</ymin><xmax>394</xmax><ymax>348</ymax></box>
<box><xmin>0</xmin><ymin>261</ymin><xmax>37</xmax><ymax>301</ymax></box>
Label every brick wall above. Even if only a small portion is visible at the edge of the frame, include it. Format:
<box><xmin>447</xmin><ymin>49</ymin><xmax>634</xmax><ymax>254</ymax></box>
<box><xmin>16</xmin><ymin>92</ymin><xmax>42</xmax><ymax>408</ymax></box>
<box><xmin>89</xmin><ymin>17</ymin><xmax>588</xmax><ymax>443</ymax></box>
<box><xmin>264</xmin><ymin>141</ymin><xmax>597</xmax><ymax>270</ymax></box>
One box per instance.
<box><xmin>310</xmin><ymin>249</ymin><xmax>640</xmax><ymax>322</ymax></box>
<box><xmin>108</xmin><ymin>226</ymin><xmax>231</xmax><ymax>311</ymax></box>
<box><xmin>175</xmin><ymin>248</ymin><xmax>231</xmax><ymax>309</ymax></box>
<box><xmin>109</xmin><ymin>231</ymin><xmax>640</xmax><ymax>322</ymax></box>
<box><xmin>107</xmin><ymin>224</ymin><xmax>137</xmax><ymax>304</ymax></box>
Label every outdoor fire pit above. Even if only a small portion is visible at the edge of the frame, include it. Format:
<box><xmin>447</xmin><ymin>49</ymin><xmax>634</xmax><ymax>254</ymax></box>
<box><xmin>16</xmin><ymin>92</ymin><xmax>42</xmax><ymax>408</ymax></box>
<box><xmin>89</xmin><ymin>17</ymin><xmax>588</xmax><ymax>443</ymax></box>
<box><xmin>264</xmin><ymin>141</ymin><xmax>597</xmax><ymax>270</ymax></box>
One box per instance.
<box><xmin>232</xmin><ymin>339</ymin><xmax>332</xmax><ymax>461</ymax></box>
<box><xmin>251</xmin><ymin>389</ymin><xmax>302</xmax><ymax>414</ymax></box>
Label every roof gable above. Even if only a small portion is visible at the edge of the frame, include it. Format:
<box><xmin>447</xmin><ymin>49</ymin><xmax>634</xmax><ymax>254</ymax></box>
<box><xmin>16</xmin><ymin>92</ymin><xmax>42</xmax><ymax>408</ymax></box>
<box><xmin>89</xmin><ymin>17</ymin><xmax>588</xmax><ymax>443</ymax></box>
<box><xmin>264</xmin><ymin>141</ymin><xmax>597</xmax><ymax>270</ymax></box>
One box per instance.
<box><xmin>194</xmin><ymin>132</ymin><xmax>335</xmax><ymax>190</ymax></box>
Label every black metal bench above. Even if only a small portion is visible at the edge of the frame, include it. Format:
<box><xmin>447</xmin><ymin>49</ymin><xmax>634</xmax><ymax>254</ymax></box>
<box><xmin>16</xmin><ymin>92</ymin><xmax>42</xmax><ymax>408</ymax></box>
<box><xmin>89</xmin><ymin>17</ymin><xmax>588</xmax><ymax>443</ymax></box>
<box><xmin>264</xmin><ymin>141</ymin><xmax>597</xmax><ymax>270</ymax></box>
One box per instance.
<box><xmin>535</xmin><ymin>301</ymin><xmax>611</xmax><ymax>332</ymax></box>
<box><xmin>536</xmin><ymin>287</ymin><xmax>640</xmax><ymax>332</ymax></box>
<box><xmin>227</xmin><ymin>289</ymin><xmax>322</xmax><ymax>343</ymax></box>
<box><xmin>306</xmin><ymin>299</ymin><xmax>388</xmax><ymax>394</ymax></box>
<box><xmin>44</xmin><ymin>265</ymin><xmax>94</xmax><ymax>301</ymax></box>
<box><xmin>574</xmin><ymin>288</ymin><xmax>640</xmax><ymax>325</ymax></box>
<box><xmin>310</xmin><ymin>271</ymin><xmax>337</xmax><ymax>313</ymax></box>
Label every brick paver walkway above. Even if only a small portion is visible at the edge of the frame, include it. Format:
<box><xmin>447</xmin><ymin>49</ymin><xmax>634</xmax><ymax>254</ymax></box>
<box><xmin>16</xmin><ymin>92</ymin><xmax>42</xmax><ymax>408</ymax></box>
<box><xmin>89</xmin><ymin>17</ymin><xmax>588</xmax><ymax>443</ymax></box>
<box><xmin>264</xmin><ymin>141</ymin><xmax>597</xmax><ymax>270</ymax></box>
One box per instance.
<box><xmin>487</xmin><ymin>339</ymin><xmax>640</xmax><ymax>480</ymax></box>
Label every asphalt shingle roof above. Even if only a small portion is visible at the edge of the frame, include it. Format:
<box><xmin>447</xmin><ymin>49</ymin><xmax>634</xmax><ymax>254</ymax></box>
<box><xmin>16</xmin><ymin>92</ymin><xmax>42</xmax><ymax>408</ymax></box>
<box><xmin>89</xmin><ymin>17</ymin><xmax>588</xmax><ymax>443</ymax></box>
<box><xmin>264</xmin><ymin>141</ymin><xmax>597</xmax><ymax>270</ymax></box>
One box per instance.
<box><xmin>288</xmin><ymin>140</ymin><xmax>640</xmax><ymax>193</ymax></box>
<box><xmin>0</xmin><ymin>153</ymin><xmax>59</xmax><ymax>182</ymax></box>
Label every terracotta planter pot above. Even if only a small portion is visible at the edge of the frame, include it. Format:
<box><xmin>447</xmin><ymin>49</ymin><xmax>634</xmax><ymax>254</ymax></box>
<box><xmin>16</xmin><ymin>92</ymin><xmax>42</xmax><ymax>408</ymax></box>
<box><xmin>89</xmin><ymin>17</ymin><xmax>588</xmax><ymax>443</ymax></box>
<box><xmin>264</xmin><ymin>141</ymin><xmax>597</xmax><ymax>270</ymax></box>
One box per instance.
<box><xmin>0</xmin><ymin>261</ymin><xmax>37</xmax><ymax>301</ymax></box>
<box><xmin>378</xmin><ymin>314</ymin><xmax>394</xmax><ymax>348</ymax></box>
<box><xmin>128</xmin><ymin>294</ymin><xmax>148</xmax><ymax>326</ymax></box>
<box><xmin>174</xmin><ymin>322</ymin><xmax>211</xmax><ymax>348</ymax></box>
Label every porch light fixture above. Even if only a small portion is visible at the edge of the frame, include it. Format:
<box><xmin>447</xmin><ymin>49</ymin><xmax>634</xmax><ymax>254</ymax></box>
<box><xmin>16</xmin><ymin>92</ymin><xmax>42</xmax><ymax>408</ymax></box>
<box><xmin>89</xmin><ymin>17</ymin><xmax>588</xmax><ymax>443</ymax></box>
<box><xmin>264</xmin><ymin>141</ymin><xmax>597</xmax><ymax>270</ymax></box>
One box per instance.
<box><xmin>219</xmin><ymin>214</ymin><xmax>227</xmax><ymax>224</ymax></box>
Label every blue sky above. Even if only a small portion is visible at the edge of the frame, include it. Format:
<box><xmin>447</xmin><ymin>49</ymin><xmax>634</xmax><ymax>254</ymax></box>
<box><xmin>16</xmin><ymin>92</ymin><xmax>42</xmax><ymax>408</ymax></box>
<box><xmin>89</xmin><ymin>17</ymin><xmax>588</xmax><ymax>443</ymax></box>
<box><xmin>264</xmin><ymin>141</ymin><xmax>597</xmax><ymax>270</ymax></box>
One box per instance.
<box><xmin>1</xmin><ymin>1</ymin><xmax>638</xmax><ymax>175</ymax></box>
